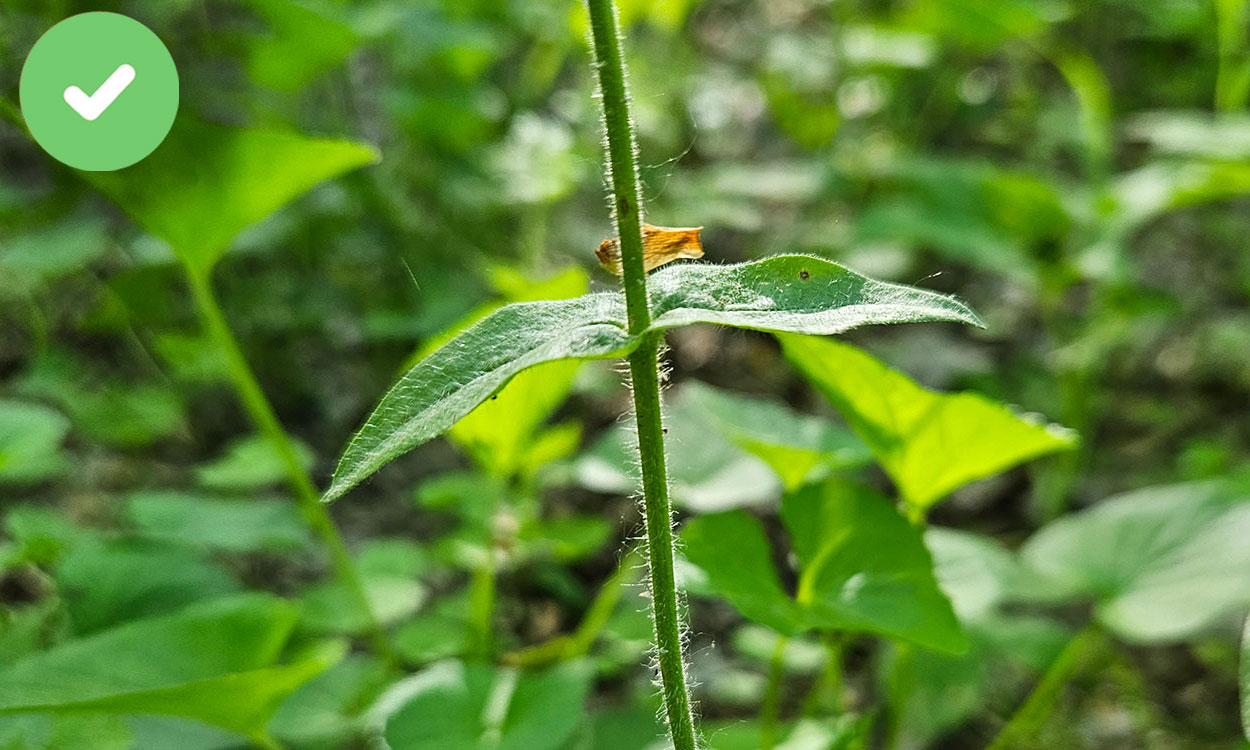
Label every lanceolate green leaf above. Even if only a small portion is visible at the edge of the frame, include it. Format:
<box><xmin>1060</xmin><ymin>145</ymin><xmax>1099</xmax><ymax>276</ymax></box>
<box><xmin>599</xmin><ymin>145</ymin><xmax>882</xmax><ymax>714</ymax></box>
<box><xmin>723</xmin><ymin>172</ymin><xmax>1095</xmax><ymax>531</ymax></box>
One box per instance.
<box><xmin>779</xmin><ymin>335</ymin><xmax>1074</xmax><ymax>512</ymax></box>
<box><xmin>0</xmin><ymin>594</ymin><xmax>338</xmax><ymax>738</ymax></box>
<box><xmin>89</xmin><ymin>122</ymin><xmax>379</xmax><ymax>274</ymax></box>
<box><xmin>326</xmin><ymin>255</ymin><xmax>980</xmax><ymax>501</ymax></box>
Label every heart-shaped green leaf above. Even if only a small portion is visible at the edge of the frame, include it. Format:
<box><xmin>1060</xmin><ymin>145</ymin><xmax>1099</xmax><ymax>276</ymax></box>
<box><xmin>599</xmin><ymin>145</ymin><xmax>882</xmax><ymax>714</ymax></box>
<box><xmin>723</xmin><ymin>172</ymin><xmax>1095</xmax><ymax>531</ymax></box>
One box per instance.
<box><xmin>326</xmin><ymin>255</ymin><xmax>980</xmax><ymax>501</ymax></box>
<box><xmin>1019</xmin><ymin>481</ymin><xmax>1250</xmax><ymax>642</ymax></box>
<box><xmin>779</xmin><ymin>334</ymin><xmax>1075</xmax><ymax>513</ymax></box>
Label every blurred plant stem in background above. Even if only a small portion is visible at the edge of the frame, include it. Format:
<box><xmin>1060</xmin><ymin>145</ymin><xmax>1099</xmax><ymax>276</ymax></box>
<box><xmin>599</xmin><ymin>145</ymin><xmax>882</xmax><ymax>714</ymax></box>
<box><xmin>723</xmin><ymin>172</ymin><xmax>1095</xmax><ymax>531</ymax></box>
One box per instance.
<box><xmin>985</xmin><ymin>624</ymin><xmax>1108</xmax><ymax>750</ymax></box>
<box><xmin>184</xmin><ymin>264</ymin><xmax>395</xmax><ymax>664</ymax></box>
<box><xmin>1216</xmin><ymin>0</ymin><xmax>1250</xmax><ymax>112</ymax></box>
<box><xmin>584</xmin><ymin>0</ymin><xmax>699</xmax><ymax>748</ymax></box>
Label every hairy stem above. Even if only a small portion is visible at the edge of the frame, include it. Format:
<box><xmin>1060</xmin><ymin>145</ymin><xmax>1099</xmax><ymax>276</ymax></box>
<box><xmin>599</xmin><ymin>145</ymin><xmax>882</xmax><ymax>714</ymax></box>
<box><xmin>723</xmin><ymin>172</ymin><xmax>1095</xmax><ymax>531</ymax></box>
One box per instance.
<box><xmin>185</xmin><ymin>264</ymin><xmax>394</xmax><ymax>663</ymax></box>
<box><xmin>584</xmin><ymin>1</ymin><xmax>698</xmax><ymax>748</ymax></box>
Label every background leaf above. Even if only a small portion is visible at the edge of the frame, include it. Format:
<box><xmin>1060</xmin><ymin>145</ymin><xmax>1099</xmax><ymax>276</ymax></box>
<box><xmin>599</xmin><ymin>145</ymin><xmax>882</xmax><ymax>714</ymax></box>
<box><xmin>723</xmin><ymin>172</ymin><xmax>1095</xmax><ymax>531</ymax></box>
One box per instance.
<box><xmin>89</xmin><ymin>123</ymin><xmax>378</xmax><ymax>274</ymax></box>
<box><xmin>0</xmin><ymin>400</ymin><xmax>70</xmax><ymax>485</ymax></box>
<box><xmin>682</xmin><ymin>511</ymin><xmax>810</xmax><ymax>635</ymax></box>
<box><xmin>125</xmin><ymin>491</ymin><xmax>311</xmax><ymax>553</ymax></box>
<box><xmin>1019</xmin><ymin>482</ymin><xmax>1250</xmax><ymax>642</ymax></box>
<box><xmin>681</xmin><ymin>381</ymin><xmax>871</xmax><ymax>491</ymax></box>
<box><xmin>381</xmin><ymin>660</ymin><xmax>593</xmax><ymax>750</ymax></box>
<box><xmin>0</xmin><ymin>594</ymin><xmax>336</xmax><ymax>738</ymax></box>
<box><xmin>785</xmin><ymin>482</ymin><xmax>967</xmax><ymax>652</ymax></box>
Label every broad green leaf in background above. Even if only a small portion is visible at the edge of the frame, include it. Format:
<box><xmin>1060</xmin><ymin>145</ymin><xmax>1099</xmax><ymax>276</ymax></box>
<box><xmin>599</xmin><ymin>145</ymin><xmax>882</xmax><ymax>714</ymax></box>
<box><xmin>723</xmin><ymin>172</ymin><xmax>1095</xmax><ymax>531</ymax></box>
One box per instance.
<box><xmin>194</xmin><ymin>434</ymin><xmax>316</xmax><ymax>492</ymax></box>
<box><xmin>89</xmin><ymin>122</ymin><xmax>379</xmax><ymax>274</ymax></box>
<box><xmin>300</xmin><ymin>539</ymin><xmax>427</xmax><ymax>636</ymax></box>
<box><xmin>55</xmin><ymin>542</ymin><xmax>241</xmax><ymax>635</ymax></box>
<box><xmin>0</xmin><ymin>714</ymin><xmax>133</xmax><ymax>750</ymax></box>
<box><xmin>0</xmin><ymin>594</ymin><xmax>338</xmax><ymax>739</ymax></box>
<box><xmin>681</xmin><ymin>381</ymin><xmax>871</xmax><ymax>490</ymax></box>
<box><xmin>18</xmin><ymin>352</ymin><xmax>186</xmax><ymax>449</ymax></box>
<box><xmin>269</xmin><ymin>655</ymin><xmax>390</xmax><ymax>750</ymax></box>
<box><xmin>380</xmin><ymin>660</ymin><xmax>593</xmax><ymax>750</ymax></box>
<box><xmin>0</xmin><ymin>400</ymin><xmax>70</xmax><ymax>485</ymax></box>
<box><xmin>891</xmin><ymin>529</ymin><xmax>1069</xmax><ymax>748</ymax></box>
<box><xmin>0</xmin><ymin>214</ymin><xmax>109</xmax><ymax>298</ymax></box>
<box><xmin>575</xmin><ymin>387</ymin><xmax>780</xmax><ymax>512</ymax></box>
<box><xmin>785</xmin><ymin>482</ymin><xmax>966</xmax><ymax>651</ymax></box>
<box><xmin>1019</xmin><ymin>481</ymin><xmax>1250</xmax><ymax>642</ymax></box>
<box><xmin>243</xmin><ymin>0</ymin><xmax>357</xmax><ymax>92</ymax></box>
<box><xmin>326</xmin><ymin>255</ymin><xmax>980</xmax><ymax>501</ymax></box>
<box><xmin>125</xmin><ymin>491</ymin><xmax>311</xmax><ymax>553</ymax></box>
<box><xmin>779</xmin><ymin>335</ymin><xmax>1074</xmax><ymax>513</ymax></box>
<box><xmin>853</xmin><ymin>157</ymin><xmax>1070</xmax><ymax>281</ymax></box>
<box><xmin>681</xmin><ymin>511</ymin><xmax>809</xmax><ymax>635</ymax></box>
<box><xmin>682</xmin><ymin>481</ymin><xmax>967</xmax><ymax>652</ymax></box>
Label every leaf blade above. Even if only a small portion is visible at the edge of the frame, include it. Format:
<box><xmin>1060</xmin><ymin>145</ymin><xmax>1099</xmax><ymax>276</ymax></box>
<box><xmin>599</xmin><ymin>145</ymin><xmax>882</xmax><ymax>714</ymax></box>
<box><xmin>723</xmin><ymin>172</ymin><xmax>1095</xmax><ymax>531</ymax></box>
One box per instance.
<box><xmin>326</xmin><ymin>256</ymin><xmax>980</xmax><ymax>501</ymax></box>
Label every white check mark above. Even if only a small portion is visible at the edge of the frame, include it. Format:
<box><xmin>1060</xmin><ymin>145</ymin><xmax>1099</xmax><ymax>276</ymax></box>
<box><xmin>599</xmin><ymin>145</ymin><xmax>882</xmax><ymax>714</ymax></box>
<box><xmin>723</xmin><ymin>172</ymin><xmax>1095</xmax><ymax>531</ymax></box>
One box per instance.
<box><xmin>64</xmin><ymin>63</ymin><xmax>136</xmax><ymax>121</ymax></box>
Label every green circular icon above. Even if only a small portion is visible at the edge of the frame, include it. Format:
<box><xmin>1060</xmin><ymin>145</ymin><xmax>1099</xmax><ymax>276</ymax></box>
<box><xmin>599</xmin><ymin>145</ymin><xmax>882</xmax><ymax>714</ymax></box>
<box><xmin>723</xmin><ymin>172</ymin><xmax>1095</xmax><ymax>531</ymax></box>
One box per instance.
<box><xmin>20</xmin><ymin>12</ymin><xmax>179</xmax><ymax>172</ymax></box>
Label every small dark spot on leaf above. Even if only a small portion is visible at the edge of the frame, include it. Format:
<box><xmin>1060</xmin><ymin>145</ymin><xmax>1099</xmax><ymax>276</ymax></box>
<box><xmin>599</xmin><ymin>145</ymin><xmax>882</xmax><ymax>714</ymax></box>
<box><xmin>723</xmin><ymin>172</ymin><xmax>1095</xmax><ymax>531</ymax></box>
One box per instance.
<box><xmin>799</xmin><ymin>269</ymin><xmax>811</xmax><ymax>280</ymax></box>
<box><xmin>491</xmin><ymin>395</ymin><xmax>498</xmax><ymax>400</ymax></box>
<box><xmin>662</xmin><ymin>428</ymin><xmax>668</xmax><ymax>434</ymax></box>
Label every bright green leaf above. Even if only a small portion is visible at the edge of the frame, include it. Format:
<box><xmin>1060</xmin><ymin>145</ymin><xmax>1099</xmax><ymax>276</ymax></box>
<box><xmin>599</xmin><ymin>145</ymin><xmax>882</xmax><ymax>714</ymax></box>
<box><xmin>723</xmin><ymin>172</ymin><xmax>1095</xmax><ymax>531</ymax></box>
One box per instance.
<box><xmin>326</xmin><ymin>255</ymin><xmax>980</xmax><ymax>501</ymax></box>
<box><xmin>683</xmin><ymin>482</ymin><xmax>966</xmax><ymax>652</ymax></box>
<box><xmin>780</xmin><ymin>335</ymin><xmax>1074</xmax><ymax>512</ymax></box>
<box><xmin>89</xmin><ymin>122</ymin><xmax>378</xmax><ymax>274</ymax></box>
<box><xmin>243</xmin><ymin>0</ymin><xmax>357</xmax><ymax>91</ymax></box>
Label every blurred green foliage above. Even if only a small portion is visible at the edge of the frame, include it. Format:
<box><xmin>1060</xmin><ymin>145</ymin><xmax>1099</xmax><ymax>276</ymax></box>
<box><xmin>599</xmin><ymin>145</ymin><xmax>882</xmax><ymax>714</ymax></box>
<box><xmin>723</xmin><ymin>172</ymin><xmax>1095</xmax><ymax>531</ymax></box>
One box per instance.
<box><xmin>3</xmin><ymin>0</ymin><xmax>1250</xmax><ymax>748</ymax></box>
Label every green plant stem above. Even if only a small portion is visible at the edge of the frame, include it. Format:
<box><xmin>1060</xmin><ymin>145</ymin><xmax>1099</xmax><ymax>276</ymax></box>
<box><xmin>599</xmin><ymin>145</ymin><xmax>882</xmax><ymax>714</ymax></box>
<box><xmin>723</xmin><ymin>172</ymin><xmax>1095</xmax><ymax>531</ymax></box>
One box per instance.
<box><xmin>467</xmin><ymin>558</ymin><xmax>497</xmax><ymax>658</ymax></box>
<box><xmin>1216</xmin><ymin>0</ymin><xmax>1250</xmax><ymax>112</ymax></box>
<box><xmin>184</xmin><ymin>264</ymin><xmax>394</xmax><ymax>664</ymax></box>
<box><xmin>985</xmin><ymin>623</ymin><xmax>1106</xmax><ymax>750</ymax></box>
<box><xmin>504</xmin><ymin>548</ymin><xmax>641</xmax><ymax>668</ymax></box>
<box><xmin>584</xmin><ymin>1</ymin><xmax>698</xmax><ymax>748</ymax></box>
<box><xmin>761</xmin><ymin>636</ymin><xmax>789</xmax><ymax>750</ymax></box>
